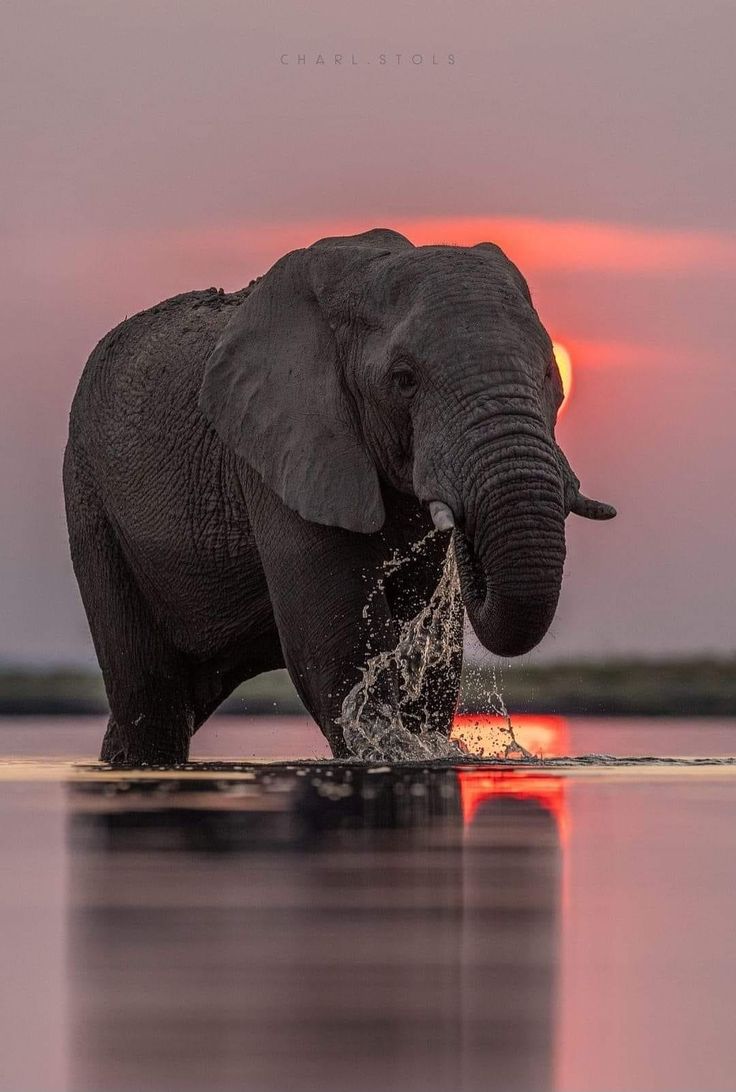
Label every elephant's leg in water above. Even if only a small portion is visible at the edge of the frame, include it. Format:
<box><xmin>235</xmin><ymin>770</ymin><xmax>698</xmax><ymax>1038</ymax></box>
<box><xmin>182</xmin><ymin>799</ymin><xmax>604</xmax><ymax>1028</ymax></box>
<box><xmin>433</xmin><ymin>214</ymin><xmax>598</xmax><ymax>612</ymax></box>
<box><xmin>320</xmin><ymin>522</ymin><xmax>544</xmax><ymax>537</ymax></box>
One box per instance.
<box><xmin>247</xmin><ymin>492</ymin><xmax>408</xmax><ymax>758</ymax></box>
<box><xmin>66</xmin><ymin>454</ymin><xmax>224</xmax><ymax>765</ymax></box>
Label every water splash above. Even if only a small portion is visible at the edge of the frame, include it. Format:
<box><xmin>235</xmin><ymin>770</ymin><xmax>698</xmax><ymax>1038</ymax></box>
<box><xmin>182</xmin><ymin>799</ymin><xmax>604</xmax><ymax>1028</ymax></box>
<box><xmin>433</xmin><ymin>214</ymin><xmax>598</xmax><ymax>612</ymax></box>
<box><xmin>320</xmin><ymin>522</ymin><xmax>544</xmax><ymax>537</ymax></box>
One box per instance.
<box><xmin>455</xmin><ymin>662</ymin><xmax>533</xmax><ymax>760</ymax></box>
<box><xmin>339</xmin><ymin>533</ymin><xmax>463</xmax><ymax>761</ymax></box>
<box><xmin>339</xmin><ymin>533</ymin><xmax>531</xmax><ymax>762</ymax></box>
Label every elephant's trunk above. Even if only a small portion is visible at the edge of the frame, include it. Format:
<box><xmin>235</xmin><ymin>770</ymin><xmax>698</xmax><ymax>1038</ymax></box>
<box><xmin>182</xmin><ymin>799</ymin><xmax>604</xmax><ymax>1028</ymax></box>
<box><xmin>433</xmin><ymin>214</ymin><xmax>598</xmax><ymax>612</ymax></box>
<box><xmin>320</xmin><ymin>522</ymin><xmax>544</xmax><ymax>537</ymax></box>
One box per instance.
<box><xmin>454</xmin><ymin>525</ymin><xmax>562</xmax><ymax>657</ymax></box>
<box><xmin>430</xmin><ymin>426</ymin><xmax>567</xmax><ymax>657</ymax></box>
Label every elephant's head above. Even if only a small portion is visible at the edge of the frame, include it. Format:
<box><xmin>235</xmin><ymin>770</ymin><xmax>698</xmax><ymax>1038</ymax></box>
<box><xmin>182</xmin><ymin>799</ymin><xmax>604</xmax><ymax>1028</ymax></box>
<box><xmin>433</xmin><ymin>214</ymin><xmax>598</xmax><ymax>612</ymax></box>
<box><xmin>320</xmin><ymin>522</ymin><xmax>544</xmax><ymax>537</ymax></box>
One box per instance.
<box><xmin>199</xmin><ymin>228</ymin><xmax>615</xmax><ymax>657</ymax></box>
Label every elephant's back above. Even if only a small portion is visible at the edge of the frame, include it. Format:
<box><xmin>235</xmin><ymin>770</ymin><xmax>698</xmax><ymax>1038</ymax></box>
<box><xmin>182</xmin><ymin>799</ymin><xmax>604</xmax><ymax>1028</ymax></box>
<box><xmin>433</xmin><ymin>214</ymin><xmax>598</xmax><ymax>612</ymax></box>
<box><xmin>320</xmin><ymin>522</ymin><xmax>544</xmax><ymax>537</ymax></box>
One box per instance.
<box><xmin>65</xmin><ymin>283</ymin><xmax>268</xmax><ymax>654</ymax></box>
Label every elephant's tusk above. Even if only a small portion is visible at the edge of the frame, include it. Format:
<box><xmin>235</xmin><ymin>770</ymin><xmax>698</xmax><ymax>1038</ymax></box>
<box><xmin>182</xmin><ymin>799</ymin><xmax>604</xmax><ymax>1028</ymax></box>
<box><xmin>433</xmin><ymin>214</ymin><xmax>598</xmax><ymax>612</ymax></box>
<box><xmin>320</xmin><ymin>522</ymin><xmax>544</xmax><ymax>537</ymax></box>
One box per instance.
<box><xmin>428</xmin><ymin>500</ymin><xmax>456</xmax><ymax>532</ymax></box>
<box><xmin>570</xmin><ymin>493</ymin><xmax>617</xmax><ymax>520</ymax></box>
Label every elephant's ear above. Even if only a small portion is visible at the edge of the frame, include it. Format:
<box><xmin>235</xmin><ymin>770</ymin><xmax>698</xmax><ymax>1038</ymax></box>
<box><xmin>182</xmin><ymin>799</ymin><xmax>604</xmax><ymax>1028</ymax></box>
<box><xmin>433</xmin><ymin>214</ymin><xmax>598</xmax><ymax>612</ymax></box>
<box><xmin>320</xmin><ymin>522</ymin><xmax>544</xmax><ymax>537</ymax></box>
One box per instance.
<box><xmin>198</xmin><ymin>229</ymin><xmax>413</xmax><ymax>533</ymax></box>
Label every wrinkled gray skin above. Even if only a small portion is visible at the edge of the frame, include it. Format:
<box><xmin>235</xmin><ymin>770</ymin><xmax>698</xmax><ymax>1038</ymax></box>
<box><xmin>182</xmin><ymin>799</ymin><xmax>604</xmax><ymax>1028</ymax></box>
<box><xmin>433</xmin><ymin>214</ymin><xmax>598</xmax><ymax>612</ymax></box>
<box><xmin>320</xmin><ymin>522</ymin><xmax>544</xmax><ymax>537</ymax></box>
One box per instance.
<box><xmin>64</xmin><ymin>228</ymin><xmax>615</xmax><ymax>765</ymax></box>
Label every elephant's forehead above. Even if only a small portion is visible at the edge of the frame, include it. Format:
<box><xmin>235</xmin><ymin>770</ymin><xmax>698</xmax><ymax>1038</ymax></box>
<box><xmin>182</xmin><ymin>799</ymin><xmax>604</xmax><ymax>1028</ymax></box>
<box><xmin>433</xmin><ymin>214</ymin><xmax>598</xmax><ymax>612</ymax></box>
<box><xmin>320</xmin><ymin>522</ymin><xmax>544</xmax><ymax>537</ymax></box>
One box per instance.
<box><xmin>388</xmin><ymin>244</ymin><xmax>515</xmax><ymax>278</ymax></box>
<box><xmin>373</xmin><ymin>246</ymin><xmax>531</xmax><ymax>310</ymax></box>
<box><xmin>391</xmin><ymin>310</ymin><xmax>549</xmax><ymax>366</ymax></box>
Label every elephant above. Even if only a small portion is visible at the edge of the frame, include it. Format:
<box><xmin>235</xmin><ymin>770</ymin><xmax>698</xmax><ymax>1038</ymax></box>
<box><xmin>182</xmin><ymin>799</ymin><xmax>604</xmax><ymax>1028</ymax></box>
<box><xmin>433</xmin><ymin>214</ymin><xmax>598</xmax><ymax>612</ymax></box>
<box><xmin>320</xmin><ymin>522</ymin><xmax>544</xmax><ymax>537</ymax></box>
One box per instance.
<box><xmin>63</xmin><ymin>227</ymin><xmax>615</xmax><ymax>765</ymax></box>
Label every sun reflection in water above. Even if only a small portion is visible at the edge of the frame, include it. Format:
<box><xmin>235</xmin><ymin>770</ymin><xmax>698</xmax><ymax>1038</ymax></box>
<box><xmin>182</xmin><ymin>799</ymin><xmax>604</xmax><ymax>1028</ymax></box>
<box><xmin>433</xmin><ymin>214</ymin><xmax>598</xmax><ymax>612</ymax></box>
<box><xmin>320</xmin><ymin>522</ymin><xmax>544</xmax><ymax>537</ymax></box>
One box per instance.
<box><xmin>453</xmin><ymin>714</ymin><xmax>570</xmax><ymax>842</ymax></box>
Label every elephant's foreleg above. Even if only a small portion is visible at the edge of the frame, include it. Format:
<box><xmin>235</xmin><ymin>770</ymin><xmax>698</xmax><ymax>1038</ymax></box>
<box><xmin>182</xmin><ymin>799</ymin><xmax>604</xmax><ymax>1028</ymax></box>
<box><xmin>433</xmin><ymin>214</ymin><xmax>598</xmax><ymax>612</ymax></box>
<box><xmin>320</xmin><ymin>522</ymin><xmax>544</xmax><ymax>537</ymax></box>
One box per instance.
<box><xmin>247</xmin><ymin>491</ymin><xmax>402</xmax><ymax>757</ymax></box>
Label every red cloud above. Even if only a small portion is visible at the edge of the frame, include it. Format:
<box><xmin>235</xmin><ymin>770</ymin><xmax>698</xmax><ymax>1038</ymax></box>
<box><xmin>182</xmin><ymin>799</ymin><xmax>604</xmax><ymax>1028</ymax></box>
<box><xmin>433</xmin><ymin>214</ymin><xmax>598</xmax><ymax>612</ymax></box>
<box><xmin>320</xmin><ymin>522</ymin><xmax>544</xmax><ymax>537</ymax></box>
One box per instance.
<box><xmin>388</xmin><ymin>216</ymin><xmax>736</xmax><ymax>275</ymax></box>
<box><xmin>44</xmin><ymin>214</ymin><xmax>736</xmax><ymax>292</ymax></box>
<box><xmin>168</xmin><ymin>215</ymin><xmax>736</xmax><ymax>277</ymax></box>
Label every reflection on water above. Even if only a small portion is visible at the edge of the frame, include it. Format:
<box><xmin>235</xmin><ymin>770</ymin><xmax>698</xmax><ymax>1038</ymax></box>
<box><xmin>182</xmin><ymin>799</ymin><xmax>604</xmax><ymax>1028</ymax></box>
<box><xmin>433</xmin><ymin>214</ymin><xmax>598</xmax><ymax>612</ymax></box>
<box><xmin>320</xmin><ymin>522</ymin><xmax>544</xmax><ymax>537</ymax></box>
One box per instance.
<box><xmin>2</xmin><ymin>719</ymin><xmax>736</xmax><ymax>1091</ymax></box>
<box><xmin>68</xmin><ymin>768</ymin><xmax>561</xmax><ymax>1092</ymax></box>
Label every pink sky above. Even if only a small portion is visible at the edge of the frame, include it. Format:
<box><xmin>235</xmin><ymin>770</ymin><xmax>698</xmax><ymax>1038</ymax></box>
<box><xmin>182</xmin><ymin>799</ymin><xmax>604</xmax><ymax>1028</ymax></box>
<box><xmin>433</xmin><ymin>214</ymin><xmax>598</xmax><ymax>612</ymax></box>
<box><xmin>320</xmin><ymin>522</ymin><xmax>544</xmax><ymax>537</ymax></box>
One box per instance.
<box><xmin>1</xmin><ymin>0</ymin><xmax>735</xmax><ymax>664</ymax></box>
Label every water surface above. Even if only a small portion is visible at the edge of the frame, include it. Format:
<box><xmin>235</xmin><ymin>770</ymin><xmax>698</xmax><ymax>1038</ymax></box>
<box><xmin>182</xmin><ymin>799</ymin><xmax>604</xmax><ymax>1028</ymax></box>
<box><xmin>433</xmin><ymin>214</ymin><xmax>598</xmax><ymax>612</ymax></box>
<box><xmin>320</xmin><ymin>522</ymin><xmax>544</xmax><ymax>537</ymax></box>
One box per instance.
<box><xmin>1</xmin><ymin>716</ymin><xmax>735</xmax><ymax>1092</ymax></box>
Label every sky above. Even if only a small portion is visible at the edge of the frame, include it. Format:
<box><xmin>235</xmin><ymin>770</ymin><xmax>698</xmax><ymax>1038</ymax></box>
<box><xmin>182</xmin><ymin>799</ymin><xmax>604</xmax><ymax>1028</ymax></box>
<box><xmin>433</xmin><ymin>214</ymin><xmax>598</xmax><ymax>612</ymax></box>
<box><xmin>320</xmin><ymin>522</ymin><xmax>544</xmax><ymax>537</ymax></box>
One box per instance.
<box><xmin>1</xmin><ymin>0</ymin><xmax>735</xmax><ymax>666</ymax></box>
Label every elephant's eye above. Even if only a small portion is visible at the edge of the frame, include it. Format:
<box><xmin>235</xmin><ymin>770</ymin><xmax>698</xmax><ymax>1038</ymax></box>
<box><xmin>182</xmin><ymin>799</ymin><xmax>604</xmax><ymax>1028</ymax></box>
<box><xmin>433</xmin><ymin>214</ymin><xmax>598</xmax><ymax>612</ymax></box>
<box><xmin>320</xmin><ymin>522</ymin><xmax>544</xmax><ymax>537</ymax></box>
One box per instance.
<box><xmin>391</xmin><ymin>364</ymin><xmax>418</xmax><ymax>398</ymax></box>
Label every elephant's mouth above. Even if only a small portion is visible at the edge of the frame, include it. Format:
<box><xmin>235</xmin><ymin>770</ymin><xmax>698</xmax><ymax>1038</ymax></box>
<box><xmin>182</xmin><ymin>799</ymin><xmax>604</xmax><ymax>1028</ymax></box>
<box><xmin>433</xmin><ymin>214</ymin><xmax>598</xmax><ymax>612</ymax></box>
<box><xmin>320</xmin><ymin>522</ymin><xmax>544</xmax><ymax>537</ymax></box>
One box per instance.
<box><xmin>429</xmin><ymin>501</ymin><xmax>486</xmax><ymax>603</ymax></box>
<box><xmin>451</xmin><ymin>526</ymin><xmax>487</xmax><ymax>605</ymax></box>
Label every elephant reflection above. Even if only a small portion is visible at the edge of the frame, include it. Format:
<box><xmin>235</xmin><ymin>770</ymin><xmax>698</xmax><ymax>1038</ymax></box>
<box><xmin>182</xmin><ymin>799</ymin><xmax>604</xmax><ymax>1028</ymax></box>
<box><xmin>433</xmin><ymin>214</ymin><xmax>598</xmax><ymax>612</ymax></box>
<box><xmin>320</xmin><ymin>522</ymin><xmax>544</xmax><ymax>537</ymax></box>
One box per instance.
<box><xmin>67</xmin><ymin>769</ymin><xmax>562</xmax><ymax>1092</ymax></box>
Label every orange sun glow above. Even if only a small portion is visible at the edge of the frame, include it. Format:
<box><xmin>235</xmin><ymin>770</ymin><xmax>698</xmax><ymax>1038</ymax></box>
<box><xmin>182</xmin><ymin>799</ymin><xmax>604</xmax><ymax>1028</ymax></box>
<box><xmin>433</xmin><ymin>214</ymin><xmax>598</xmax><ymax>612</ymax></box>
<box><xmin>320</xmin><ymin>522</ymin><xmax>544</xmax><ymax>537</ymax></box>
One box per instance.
<box><xmin>552</xmin><ymin>342</ymin><xmax>573</xmax><ymax>412</ymax></box>
<box><xmin>451</xmin><ymin>715</ymin><xmax>570</xmax><ymax>838</ymax></box>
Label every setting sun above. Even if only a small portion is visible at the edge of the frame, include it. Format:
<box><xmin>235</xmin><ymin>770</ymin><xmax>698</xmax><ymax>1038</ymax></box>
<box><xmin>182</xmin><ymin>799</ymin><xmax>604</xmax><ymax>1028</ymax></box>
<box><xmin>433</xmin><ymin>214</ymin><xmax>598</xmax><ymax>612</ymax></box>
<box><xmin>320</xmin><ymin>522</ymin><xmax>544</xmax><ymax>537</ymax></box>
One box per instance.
<box><xmin>552</xmin><ymin>342</ymin><xmax>573</xmax><ymax>412</ymax></box>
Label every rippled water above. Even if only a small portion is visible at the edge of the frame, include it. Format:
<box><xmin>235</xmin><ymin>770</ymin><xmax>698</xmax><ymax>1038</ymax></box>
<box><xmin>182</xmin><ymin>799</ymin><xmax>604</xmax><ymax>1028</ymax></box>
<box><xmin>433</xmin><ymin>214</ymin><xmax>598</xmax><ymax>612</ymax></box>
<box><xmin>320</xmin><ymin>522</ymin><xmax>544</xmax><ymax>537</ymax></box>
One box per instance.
<box><xmin>1</xmin><ymin>716</ymin><xmax>735</xmax><ymax>1091</ymax></box>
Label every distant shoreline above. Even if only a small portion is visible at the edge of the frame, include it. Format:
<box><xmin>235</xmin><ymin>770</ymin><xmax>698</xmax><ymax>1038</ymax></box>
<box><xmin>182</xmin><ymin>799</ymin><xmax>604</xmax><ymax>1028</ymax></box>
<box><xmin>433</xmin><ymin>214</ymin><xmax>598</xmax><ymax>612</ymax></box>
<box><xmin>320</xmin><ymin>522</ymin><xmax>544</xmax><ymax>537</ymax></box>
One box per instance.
<box><xmin>0</xmin><ymin>658</ymin><xmax>734</xmax><ymax>718</ymax></box>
